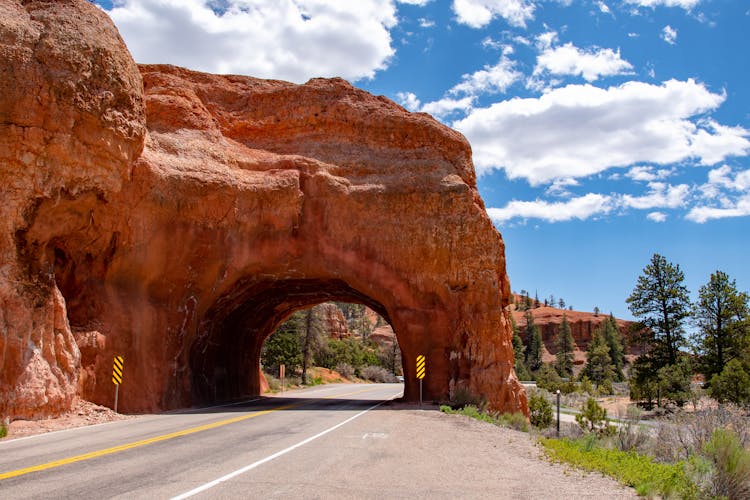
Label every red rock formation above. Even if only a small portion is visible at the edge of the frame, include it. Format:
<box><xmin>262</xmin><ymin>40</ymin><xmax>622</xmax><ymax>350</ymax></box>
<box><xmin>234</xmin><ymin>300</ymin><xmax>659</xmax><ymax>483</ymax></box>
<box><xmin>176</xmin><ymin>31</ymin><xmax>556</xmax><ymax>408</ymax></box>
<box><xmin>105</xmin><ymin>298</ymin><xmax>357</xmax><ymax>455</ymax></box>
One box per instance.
<box><xmin>318</xmin><ymin>303</ymin><xmax>350</xmax><ymax>339</ymax></box>
<box><xmin>370</xmin><ymin>325</ymin><xmax>397</xmax><ymax>346</ymax></box>
<box><xmin>0</xmin><ymin>0</ymin><xmax>526</xmax><ymax>418</ymax></box>
<box><xmin>512</xmin><ymin>304</ymin><xmax>642</xmax><ymax>367</ymax></box>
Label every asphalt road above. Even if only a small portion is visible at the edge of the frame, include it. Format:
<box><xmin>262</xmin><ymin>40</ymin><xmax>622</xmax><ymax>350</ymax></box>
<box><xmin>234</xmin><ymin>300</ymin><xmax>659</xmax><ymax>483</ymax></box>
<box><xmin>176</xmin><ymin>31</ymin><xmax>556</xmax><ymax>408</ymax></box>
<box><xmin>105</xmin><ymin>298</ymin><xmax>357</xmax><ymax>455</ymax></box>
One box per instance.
<box><xmin>0</xmin><ymin>384</ymin><xmax>402</xmax><ymax>499</ymax></box>
<box><xmin>1</xmin><ymin>383</ymin><xmax>635</xmax><ymax>499</ymax></box>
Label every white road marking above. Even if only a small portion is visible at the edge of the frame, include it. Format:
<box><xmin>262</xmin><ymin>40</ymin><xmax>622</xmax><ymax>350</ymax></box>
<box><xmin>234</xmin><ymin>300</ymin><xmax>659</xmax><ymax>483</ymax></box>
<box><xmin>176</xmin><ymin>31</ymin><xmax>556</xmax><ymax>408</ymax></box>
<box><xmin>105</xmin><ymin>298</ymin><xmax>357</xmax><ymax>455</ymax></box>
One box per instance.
<box><xmin>171</xmin><ymin>392</ymin><xmax>398</xmax><ymax>499</ymax></box>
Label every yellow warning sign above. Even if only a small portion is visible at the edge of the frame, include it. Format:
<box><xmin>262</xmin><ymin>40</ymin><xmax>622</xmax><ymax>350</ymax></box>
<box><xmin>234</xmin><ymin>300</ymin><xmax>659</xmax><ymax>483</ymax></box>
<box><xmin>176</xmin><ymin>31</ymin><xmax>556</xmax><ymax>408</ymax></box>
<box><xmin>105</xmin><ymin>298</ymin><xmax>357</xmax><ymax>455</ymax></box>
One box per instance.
<box><xmin>112</xmin><ymin>355</ymin><xmax>124</xmax><ymax>385</ymax></box>
<box><xmin>416</xmin><ymin>354</ymin><xmax>426</xmax><ymax>380</ymax></box>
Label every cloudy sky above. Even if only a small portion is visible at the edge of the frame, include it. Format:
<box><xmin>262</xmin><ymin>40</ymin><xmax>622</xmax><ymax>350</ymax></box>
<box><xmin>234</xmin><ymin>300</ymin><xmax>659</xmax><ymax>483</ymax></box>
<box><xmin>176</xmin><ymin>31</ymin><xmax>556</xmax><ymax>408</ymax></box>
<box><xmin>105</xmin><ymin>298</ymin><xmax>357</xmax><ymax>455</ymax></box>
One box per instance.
<box><xmin>94</xmin><ymin>0</ymin><xmax>750</xmax><ymax>319</ymax></box>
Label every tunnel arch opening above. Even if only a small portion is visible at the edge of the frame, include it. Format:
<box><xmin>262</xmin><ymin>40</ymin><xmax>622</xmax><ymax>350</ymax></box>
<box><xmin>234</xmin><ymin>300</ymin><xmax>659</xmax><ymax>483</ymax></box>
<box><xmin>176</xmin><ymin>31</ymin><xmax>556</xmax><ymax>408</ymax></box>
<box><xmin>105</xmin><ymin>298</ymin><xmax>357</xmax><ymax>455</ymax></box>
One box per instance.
<box><xmin>260</xmin><ymin>300</ymin><xmax>403</xmax><ymax>389</ymax></box>
<box><xmin>190</xmin><ymin>278</ymin><xmax>406</xmax><ymax>406</ymax></box>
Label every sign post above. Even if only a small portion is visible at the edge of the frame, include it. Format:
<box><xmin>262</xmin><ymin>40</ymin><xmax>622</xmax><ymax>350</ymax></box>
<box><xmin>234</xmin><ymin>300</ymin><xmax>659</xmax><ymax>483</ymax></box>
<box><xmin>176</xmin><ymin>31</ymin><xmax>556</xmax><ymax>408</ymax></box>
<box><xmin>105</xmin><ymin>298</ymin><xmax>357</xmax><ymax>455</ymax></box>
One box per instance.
<box><xmin>556</xmin><ymin>389</ymin><xmax>561</xmax><ymax>437</ymax></box>
<box><xmin>416</xmin><ymin>354</ymin><xmax>426</xmax><ymax>406</ymax></box>
<box><xmin>279</xmin><ymin>364</ymin><xmax>286</xmax><ymax>393</ymax></box>
<box><xmin>112</xmin><ymin>355</ymin><xmax>124</xmax><ymax>413</ymax></box>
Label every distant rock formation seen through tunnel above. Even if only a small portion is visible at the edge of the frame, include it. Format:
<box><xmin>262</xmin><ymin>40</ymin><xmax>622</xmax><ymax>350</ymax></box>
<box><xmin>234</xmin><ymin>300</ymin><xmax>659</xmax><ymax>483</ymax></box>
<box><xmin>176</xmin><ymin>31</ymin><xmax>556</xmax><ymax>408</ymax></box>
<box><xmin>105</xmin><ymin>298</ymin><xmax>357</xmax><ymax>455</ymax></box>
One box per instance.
<box><xmin>0</xmin><ymin>0</ymin><xmax>527</xmax><ymax>419</ymax></box>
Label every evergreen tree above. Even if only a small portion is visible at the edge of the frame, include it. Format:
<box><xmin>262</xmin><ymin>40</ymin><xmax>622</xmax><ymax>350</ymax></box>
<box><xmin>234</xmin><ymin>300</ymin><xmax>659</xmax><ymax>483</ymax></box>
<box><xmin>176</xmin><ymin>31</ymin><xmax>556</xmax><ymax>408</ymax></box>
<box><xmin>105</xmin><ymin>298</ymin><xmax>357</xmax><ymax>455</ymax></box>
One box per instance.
<box><xmin>558</xmin><ymin>298</ymin><xmax>566</xmax><ymax>309</ymax></box>
<box><xmin>627</xmin><ymin>253</ymin><xmax>691</xmax><ymax>377</ymax></box>
<box><xmin>262</xmin><ymin>316</ymin><xmax>302</xmax><ymax>374</ymax></box>
<box><xmin>582</xmin><ymin>328</ymin><xmax>614</xmax><ymax>386</ymax></box>
<box><xmin>555</xmin><ymin>314</ymin><xmax>574</xmax><ymax>377</ymax></box>
<box><xmin>525</xmin><ymin>311</ymin><xmax>543</xmax><ymax>372</ymax></box>
<box><xmin>602</xmin><ymin>314</ymin><xmax>625</xmax><ymax>381</ymax></box>
<box><xmin>511</xmin><ymin>316</ymin><xmax>530</xmax><ymax>380</ymax></box>
<box><xmin>300</xmin><ymin>307</ymin><xmax>325</xmax><ymax>384</ymax></box>
<box><xmin>692</xmin><ymin>270</ymin><xmax>750</xmax><ymax>382</ymax></box>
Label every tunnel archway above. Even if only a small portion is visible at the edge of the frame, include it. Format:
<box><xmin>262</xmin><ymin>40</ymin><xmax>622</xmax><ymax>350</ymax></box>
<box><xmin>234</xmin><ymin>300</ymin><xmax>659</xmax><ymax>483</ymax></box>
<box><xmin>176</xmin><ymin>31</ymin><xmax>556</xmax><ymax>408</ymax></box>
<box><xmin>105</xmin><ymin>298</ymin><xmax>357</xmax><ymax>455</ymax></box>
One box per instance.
<box><xmin>189</xmin><ymin>278</ymin><xmax>399</xmax><ymax>406</ymax></box>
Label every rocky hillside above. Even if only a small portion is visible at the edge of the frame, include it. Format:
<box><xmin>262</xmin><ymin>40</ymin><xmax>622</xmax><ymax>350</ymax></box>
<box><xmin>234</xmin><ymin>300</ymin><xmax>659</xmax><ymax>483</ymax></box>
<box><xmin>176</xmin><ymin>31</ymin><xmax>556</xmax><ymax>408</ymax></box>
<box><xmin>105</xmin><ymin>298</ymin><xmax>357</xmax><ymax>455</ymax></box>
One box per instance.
<box><xmin>511</xmin><ymin>296</ymin><xmax>642</xmax><ymax>367</ymax></box>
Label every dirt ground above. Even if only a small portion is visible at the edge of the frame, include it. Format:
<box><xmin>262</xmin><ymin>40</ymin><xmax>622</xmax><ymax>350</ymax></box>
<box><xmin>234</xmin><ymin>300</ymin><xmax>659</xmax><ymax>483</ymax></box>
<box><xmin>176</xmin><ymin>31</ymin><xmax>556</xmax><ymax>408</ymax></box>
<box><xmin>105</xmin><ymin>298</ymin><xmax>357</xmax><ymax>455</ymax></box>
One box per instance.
<box><xmin>3</xmin><ymin>399</ymin><xmax>134</xmax><ymax>440</ymax></box>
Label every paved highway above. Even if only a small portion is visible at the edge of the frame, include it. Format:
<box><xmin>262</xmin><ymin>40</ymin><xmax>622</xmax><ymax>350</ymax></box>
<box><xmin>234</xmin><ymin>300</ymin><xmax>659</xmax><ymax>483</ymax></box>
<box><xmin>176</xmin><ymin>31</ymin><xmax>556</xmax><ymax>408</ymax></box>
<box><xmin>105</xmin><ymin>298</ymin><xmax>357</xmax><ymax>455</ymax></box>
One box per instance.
<box><xmin>1</xmin><ymin>383</ymin><xmax>635</xmax><ymax>499</ymax></box>
<box><xmin>0</xmin><ymin>384</ymin><xmax>402</xmax><ymax>498</ymax></box>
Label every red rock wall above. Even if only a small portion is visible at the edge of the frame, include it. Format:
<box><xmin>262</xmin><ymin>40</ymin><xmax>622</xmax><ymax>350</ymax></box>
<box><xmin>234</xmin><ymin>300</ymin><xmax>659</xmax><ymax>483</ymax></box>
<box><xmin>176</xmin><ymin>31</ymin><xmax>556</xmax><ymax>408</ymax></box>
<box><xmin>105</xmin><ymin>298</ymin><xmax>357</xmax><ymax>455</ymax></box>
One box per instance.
<box><xmin>0</xmin><ymin>0</ymin><xmax>527</xmax><ymax>418</ymax></box>
<box><xmin>512</xmin><ymin>306</ymin><xmax>642</xmax><ymax>364</ymax></box>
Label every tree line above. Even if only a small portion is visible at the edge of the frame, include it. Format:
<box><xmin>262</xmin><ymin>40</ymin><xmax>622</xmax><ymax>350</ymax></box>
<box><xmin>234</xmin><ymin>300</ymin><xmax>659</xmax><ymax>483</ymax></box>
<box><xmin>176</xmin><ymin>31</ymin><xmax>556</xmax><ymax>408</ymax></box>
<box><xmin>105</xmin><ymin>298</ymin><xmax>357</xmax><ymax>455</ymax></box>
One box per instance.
<box><xmin>513</xmin><ymin>253</ymin><xmax>750</xmax><ymax>407</ymax></box>
<box><xmin>628</xmin><ymin>254</ymin><xmax>750</xmax><ymax>407</ymax></box>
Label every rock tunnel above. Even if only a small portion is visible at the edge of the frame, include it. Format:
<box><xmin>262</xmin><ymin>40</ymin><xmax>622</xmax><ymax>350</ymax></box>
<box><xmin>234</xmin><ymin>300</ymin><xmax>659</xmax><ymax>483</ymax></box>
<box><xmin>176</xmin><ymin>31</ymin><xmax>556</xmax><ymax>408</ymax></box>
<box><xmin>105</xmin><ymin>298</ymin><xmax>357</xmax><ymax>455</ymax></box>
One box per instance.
<box><xmin>0</xmin><ymin>0</ymin><xmax>527</xmax><ymax>419</ymax></box>
<box><xmin>190</xmin><ymin>279</ymin><xmax>393</xmax><ymax>405</ymax></box>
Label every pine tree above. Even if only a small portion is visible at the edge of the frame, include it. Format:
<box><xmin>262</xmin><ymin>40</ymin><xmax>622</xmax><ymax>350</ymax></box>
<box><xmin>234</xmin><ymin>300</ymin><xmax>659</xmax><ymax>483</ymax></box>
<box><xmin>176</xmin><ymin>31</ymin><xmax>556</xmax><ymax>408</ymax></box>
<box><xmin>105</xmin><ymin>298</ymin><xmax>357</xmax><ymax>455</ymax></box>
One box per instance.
<box><xmin>555</xmin><ymin>314</ymin><xmax>574</xmax><ymax>377</ymax></box>
<box><xmin>511</xmin><ymin>316</ymin><xmax>530</xmax><ymax>380</ymax></box>
<box><xmin>692</xmin><ymin>270</ymin><xmax>750</xmax><ymax>381</ymax></box>
<box><xmin>525</xmin><ymin>311</ymin><xmax>543</xmax><ymax>372</ymax></box>
<box><xmin>582</xmin><ymin>328</ymin><xmax>614</xmax><ymax>386</ymax></box>
<box><xmin>558</xmin><ymin>298</ymin><xmax>566</xmax><ymax>309</ymax></box>
<box><xmin>300</xmin><ymin>307</ymin><xmax>325</xmax><ymax>384</ymax></box>
<box><xmin>602</xmin><ymin>314</ymin><xmax>625</xmax><ymax>381</ymax></box>
<box><xmin>627</xmin><ymin>253</ymin><xmax>691</xmax><ymax>373</ymax></box>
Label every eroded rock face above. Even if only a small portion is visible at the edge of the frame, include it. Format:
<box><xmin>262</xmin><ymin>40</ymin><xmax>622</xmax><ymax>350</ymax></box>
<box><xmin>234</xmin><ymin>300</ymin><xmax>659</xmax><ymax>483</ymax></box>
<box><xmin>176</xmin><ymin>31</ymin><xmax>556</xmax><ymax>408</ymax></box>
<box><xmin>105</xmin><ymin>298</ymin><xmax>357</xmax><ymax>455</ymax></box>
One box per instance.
<box><xmin>0</xmin><ymin>0</ymin><xmax>145</xmax><ymax>418</ymax></box>
<box><xmin>0</xmin><ymin>0</ymin><xmax>527</xmax><ymax>418</ymax></box>
<box><xmin>318</xmin><ymin>304</ymin><xmax>350</xmax><ymax>339</ymax></box>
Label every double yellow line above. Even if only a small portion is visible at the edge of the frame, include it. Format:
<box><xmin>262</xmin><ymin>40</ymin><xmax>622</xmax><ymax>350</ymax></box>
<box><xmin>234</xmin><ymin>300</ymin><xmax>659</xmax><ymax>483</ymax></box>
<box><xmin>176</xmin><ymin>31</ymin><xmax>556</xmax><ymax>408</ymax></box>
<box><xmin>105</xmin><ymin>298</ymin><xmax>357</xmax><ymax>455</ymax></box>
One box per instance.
<box><xmin>0</xmin><ymin>387</ymin><xmax>379</xmax><ymax>481</ymax></box>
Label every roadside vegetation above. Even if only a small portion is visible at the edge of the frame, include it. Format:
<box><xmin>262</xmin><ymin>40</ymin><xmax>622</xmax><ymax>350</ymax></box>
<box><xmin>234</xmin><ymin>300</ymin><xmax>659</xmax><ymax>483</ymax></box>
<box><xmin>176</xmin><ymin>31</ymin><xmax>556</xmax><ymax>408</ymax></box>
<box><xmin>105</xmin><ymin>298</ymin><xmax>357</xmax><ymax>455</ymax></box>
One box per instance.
<box><xmin>260</xmin><ymin>302</ymin><xmax>402</xmax><ymax>391</ymax></box>
<box><xmin>464</xmin><ymin>253</ymin><xmax>750</xmax><ymax>497</ymax></box>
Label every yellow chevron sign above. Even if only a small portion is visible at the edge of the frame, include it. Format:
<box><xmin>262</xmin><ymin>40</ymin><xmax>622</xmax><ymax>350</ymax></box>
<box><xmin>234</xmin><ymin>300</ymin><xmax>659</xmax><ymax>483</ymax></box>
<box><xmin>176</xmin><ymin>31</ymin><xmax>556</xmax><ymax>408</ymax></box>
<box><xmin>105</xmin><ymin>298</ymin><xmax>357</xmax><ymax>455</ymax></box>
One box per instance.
<box><xmin>112</xmin><ymin>355</ymin><xmax>124</xmax><ymax>385</ymax></box>
<box><xmin>416</xmin><ymin>354</ymin><xmax>426</xmax><ymax>380</ymax></box>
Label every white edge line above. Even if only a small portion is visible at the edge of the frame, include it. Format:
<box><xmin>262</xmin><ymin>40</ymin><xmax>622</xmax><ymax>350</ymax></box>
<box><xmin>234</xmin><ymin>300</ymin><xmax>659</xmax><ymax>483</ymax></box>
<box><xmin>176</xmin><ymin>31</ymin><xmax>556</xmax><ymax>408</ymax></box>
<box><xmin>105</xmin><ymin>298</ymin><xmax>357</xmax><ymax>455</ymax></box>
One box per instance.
<box><xmin>171</xmin><ymin>392</ymin><xmax>400</xmax><ymax>500</ymax></box>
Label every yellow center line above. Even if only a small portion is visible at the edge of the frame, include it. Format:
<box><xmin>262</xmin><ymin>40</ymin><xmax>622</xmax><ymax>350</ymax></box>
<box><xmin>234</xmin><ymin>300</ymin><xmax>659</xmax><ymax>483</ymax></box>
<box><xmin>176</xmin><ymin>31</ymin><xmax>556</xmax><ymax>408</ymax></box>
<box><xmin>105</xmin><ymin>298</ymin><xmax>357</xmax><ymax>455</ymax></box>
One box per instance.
<box><xmin>0</xmin><ymin>385</ymin><xmax>390</xmax><ymax>481</ymax></box>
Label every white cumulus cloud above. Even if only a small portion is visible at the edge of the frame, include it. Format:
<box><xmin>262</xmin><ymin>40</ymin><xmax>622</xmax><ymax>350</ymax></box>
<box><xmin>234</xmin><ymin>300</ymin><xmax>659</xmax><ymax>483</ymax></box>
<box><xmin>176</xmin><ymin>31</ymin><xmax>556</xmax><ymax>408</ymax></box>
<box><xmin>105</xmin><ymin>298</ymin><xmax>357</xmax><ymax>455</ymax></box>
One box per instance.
<box><xmin>488</xmin><ymin>182</ymin><xmax>694</xmax><ymax>224</ymax></box>
<box><xmin>452</xmin><ymin>0</ymin><xmax>535</xmax><ymax>28</ymax></box>
<box><xmin>661</xmin><ymin>25</ymin><xmax>678</xmax><ymax>45</ymax></box>
<box><xmin>450</xmin><ymin>56</ymin><xmax>522</xmax><ymax>95</ymax></box>
<box><xmin>533</xmin><ymin>42</ymin><xmax>633</xmax><ymax>82</ymax></box>
<box><xmin>621</xmin><ymin>182</ymin><xmax>690</xmax><ymax>209</ymax></box>
<box><xmin>103</xmin><ymin>0</ymin><xmax>398</xmax><ymax>83</ymax></box>
<box><xmin>687</xmin><ymin>166</ymin><xmax>750</xmax><ymax>222</ymax></box>
<box><xmin>625</xmin><ymin>0</ymin><xmax>700</xmax><ymax>10</ymax></box>
<box><xmin>396</xmin><ymin>92</ymin><xmax>422</xmax><ymax>111</ymax></box>
<box><xmin>421</xmin><ymin>96</ymin><xmax>476</xmax><ymax>118</ymax></box>
<box><xmin>487</xmin><ymin>193</ymin><xmax>615</xmax><ymax>223</ymax></box>
<box><xmin>453</xmin><ymin>79</ymin><xmax>750</xmax><ymax>184</ymax></box>
<box><xmin>647</xmin><ymin>211</ymin><xmax>668</xmax><ymax>222</ymax></box>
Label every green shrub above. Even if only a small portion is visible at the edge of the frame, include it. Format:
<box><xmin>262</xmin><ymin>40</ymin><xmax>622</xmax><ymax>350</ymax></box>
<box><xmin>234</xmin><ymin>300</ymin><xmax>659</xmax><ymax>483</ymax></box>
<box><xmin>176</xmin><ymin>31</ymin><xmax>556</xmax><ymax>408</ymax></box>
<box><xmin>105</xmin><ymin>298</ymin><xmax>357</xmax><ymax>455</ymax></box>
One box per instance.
<box><xmin>498</xmin><ymin>412</ymin><xmax>529</xmax><ymax>432</ymax></box>
<box><xmin>359</xmin><ymin>365</ymin><xmax>396</xmax><ymax>383</ymax></box>
<box><xmin>449</xmin><ymin>386</ymin><xmax>485</xmax><ymax>410</ymax></box>
<box><xmin>0</xmin><ymin>421</ymin><xmax>7</xmax><ymax>439</ymax></box>
<box><xmin>575</xmin><ymin>397</ymin><xmax>613</xmax><ymax>435</ymax></box>
<box><xmin>578</xmin><ymin>375</ymin><xmax>594</xmax><ymax>395</ymax></box>
<box><xmin>440</xmin><ymin>405</ymin><xmax>528</xmax><ymax>432</ymax></box>
<box><xmin>701</xmin><ymin>428</ymin><xmax>750</xmax><ymax>499</ymax></box>
<box><xmin>599</xmin><ymin>378</ymin><xmax>614</xmax><ymax>396</ymax></box>
<box><xmin>541</xmin><ymin>437</ymin><xmax>697</xmax><ymax>498</ymax></box>
<box><xmin>335</xmin><ymin>363</ymin><xmax>355</xmax><ymax>379</ymax></box>
<box><xmin>708</xmin><ymin>359</ymin><xmax>750</xmax><ymax>405</ymax></box>
<box><xmin>528</xmin><ymin>392</ymin><xmax>553</xmax><ymax>429</ymax></box>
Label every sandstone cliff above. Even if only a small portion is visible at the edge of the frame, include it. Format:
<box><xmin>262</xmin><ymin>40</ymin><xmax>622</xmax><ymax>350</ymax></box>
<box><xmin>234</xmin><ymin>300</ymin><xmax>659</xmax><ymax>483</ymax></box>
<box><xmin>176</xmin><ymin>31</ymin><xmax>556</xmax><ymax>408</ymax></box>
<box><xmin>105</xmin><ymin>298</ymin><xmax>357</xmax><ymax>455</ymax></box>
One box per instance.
<box><xmin>511</xmin><ymin>303</ymin><xmax>642</xmax><ymax>367</ymax></box>
<box><xmin>0</xmin><ymin>0</ymin><xmax>526</xmax><ymax>418</ymax></box>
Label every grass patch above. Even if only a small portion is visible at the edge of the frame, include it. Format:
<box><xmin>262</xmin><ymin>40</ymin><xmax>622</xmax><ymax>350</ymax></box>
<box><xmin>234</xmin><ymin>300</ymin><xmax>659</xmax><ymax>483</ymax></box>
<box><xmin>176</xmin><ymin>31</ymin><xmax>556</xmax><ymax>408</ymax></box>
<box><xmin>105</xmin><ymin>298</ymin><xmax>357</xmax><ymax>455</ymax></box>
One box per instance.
<box><xmin>440</xmin><ymin>404</ymin><xmax>528</xmax><ymax>432</ymax></box>
<box><xmin>541</xmin><ymin>437</ymin><xmax>697</xmax><ymax>498</ymax></box>
<box><xmin>0</xmin><ymin>421</ymin><xmax>7</xmax><ymax>439</ymax></box>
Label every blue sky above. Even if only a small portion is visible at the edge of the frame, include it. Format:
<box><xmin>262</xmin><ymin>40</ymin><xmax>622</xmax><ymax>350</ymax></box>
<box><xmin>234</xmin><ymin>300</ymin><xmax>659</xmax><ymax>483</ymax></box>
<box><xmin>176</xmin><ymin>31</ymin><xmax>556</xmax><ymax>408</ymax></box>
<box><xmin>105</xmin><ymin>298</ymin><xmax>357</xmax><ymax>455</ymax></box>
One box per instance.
<box><xmin>93</xmin><ymin>0</ymin><xmax>750</xmax><ymax>319</ymax></box>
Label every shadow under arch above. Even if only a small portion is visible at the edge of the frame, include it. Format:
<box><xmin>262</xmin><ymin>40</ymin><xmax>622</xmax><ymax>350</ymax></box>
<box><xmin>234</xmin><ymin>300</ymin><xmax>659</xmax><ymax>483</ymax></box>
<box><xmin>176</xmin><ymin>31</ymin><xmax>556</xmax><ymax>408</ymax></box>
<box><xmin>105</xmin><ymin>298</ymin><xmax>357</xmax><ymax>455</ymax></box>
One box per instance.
<box><xmin>190</xmin><ymin>278</ymin><xmax>396</xmax><ymax>406</ymax></box>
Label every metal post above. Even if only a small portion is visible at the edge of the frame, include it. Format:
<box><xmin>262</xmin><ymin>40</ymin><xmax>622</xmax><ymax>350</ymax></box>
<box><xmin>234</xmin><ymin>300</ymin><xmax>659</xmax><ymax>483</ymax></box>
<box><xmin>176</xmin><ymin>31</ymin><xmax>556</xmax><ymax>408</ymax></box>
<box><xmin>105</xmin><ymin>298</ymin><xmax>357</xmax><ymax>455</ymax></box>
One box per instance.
<box><xmin>556</xmin><ymin>389</ymin><xmax>560</xmax><ymax>437</ymax></box>
<box><xmin>419</xmin><ymin>379</ymin><xmax>423</xmax><ymax>407</ymax></box>
<box><xmin>114</xmin><ymin>385</ymin><xmax>120</xmax><ymax>414</ymax></box>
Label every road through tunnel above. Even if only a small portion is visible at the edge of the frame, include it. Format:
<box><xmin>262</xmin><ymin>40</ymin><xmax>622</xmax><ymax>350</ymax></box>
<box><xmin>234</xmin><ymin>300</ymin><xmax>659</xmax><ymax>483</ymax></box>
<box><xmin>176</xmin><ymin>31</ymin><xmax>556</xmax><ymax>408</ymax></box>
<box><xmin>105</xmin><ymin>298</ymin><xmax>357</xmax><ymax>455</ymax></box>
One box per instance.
<box><xmin>189</xmin><ymin>278</ymin><xmax>403</xmax><ymax>406</ymax></box>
